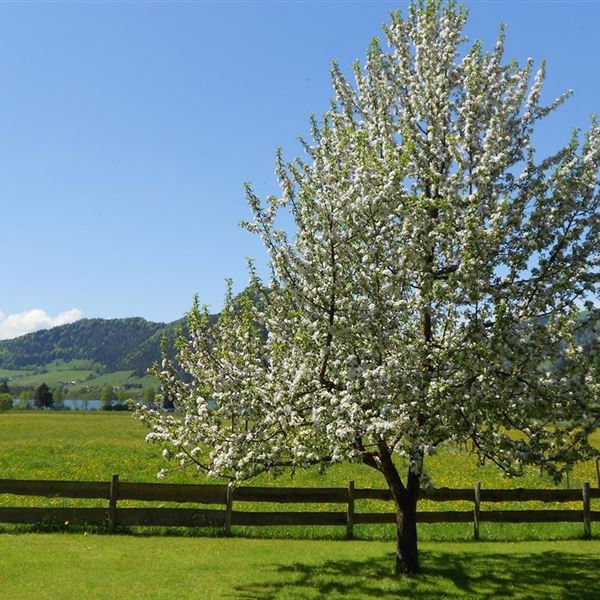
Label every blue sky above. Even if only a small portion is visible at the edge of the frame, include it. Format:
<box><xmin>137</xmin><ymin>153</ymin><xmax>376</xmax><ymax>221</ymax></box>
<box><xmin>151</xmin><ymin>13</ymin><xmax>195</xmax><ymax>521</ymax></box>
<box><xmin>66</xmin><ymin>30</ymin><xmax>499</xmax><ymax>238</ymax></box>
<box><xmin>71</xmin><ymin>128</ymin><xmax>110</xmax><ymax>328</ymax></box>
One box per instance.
<box><xmin>0</xmin><ymin>0</ymin><xmax>598</xmax><ymax>337</ymax></box>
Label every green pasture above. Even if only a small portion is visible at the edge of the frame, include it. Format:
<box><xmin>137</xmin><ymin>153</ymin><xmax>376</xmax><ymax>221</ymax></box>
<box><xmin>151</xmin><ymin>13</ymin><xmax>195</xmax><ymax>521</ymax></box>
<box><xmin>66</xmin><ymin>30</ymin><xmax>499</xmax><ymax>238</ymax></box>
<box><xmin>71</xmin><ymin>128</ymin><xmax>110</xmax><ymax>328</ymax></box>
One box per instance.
<box><xmin>6</xmin><ymin>368</ymin><xmax>96</xmax><ymax>387</ymax></box>
<box><xmin>0</xmin><ymin>368</ymin><xmax>34</xmax><ymax>379</ymax></box>
<box><xmin>61</xmin><ymin>369</ymin><xmax>133</xmax><ymax>388</ymax></box>
<box><xmin>0</xmin><ymin>412</ymin><xmax>598</xmax><ymax>543</ymax></box>
<box><xmin>0</xmin><ymin>359</ymin><xmax>158</xmax><ymax>390</ymax></box>
<box><xmin>2</xmin><ymin>359</ymin><xmax>97</xmax><ymax>387</ymax></box>
<box><xmin>1</xmin><ymin>535</ymin><xmax>598</xmax><ymax>599</ymax></box>
<box><xmin>68</xmin><ymin>370</ymin><xmax>158</xmax><ymax>390</ymax></box>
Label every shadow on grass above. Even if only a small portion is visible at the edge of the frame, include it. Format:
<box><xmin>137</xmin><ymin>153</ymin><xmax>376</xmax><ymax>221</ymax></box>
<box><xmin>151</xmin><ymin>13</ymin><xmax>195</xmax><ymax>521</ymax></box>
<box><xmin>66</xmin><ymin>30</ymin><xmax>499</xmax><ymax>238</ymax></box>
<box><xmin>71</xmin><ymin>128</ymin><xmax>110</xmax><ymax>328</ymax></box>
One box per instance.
<box><xmin>229</xmin><ymin>549</ymin><xmax>600</xmax><ymax>599</ymax></box>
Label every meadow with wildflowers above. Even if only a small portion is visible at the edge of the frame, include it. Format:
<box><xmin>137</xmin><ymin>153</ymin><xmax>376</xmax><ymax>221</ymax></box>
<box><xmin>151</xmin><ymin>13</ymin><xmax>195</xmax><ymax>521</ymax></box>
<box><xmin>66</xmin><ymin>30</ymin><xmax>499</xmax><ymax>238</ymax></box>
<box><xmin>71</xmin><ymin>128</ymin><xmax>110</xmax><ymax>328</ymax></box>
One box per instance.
<box><xmin>1</xmin><ymin>412</ymin><xmax>597</xmax><ymax>543</ymax></box>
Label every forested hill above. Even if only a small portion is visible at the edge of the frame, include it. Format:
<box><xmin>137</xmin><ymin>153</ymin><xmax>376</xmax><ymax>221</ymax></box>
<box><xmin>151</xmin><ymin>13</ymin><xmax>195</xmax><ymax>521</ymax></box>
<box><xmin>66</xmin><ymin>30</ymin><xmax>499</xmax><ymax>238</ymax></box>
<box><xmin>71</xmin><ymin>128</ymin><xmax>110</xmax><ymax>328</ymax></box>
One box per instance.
<box><xmin>0</xmin><ymin>309</ymin><xmax>596</xmax><ymax>380</ymax></box>
<box><xmin>0</xmin><ymin>318</ymin><xmax>177</xmax><ymax>374</ymax></box>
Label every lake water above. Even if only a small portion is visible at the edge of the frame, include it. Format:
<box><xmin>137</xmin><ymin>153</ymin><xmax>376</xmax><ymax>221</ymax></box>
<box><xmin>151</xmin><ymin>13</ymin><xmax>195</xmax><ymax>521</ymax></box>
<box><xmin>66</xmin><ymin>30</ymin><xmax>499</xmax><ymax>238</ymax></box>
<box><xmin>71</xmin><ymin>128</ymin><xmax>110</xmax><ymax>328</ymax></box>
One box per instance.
<box><xmin>62</xmin><ymin>399</ymin><xmax>102</xmax><ymax>410</ymax></box>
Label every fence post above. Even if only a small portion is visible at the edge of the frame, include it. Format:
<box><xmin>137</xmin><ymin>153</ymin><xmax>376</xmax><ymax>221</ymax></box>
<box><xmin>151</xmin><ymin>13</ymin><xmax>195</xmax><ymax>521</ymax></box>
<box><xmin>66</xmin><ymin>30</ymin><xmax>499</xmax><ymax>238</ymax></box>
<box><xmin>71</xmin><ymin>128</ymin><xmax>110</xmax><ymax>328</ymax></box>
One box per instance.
<box><xmin>224</xmin><ymin>482</ymin><xmax>234</xmax><ymax>536</ymax></box>
<box><xmin>582</xmin><ymin>481</ymin><xmax>591</xmax><ymax>539</ymax></box>
<box><xmin>473</xmin><ymin>481</ymin><xmax>481</xmax><ymax>541</ymax></box>
<box><xmin>595</xmin><ymin>458</ymin><xmax>599</xmax><ymax>489</ymax></box>
<box><xmin>346</xmin><ymin>480</ymin><xmax>355</xmax><ymax>540</ymax></box>
<box><xmin>108</xmin><ymin>473</ymin><xmax>119</xmax><ymax>533</ymax></box>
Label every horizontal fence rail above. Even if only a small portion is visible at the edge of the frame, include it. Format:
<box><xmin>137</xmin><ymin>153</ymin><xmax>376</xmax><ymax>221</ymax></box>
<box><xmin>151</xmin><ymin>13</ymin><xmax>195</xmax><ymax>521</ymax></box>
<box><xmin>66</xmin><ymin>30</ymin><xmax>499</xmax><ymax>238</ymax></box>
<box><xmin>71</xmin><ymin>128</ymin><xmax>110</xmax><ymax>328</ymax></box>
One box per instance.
<box><xmin>0</xmin><ymin>477</ymin><xmax>598</xmax><ymax>539</ymax></box>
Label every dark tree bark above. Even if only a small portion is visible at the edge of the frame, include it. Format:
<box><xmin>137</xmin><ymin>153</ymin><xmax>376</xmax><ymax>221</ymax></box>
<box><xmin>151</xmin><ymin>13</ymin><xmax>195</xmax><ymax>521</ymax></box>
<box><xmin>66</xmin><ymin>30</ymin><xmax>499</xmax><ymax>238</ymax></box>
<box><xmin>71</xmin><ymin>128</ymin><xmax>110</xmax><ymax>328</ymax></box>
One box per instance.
<box><xmin>375</xmin><ymin>442</ymin><xmax>421</xmax><ymax>575</ymax></box>
<box><xmin>395</xmin><ymin>486</ymin><xmax>419</xmax><ymax>575</ymax></box>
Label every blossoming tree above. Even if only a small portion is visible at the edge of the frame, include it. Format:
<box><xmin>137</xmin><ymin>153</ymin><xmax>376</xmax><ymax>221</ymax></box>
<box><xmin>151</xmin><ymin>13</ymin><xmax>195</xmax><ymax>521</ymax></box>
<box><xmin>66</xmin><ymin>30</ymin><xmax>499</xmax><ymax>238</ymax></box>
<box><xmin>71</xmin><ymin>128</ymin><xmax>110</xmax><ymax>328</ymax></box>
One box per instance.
<box><xmin>138</xmin><ymin>0</ymin><xmax>599</xmax><ymax>574</ymax></box>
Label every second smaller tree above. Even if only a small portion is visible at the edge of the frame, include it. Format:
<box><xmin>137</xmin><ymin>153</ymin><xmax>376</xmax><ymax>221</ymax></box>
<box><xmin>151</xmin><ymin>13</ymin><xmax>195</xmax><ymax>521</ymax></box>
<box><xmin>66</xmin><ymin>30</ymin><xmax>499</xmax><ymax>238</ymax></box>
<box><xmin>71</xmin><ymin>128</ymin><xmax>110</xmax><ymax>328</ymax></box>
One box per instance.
<box><xmin>34</xmin><ymin>383</ymin><xmax>54</xmax><ymax>409</ymax></box>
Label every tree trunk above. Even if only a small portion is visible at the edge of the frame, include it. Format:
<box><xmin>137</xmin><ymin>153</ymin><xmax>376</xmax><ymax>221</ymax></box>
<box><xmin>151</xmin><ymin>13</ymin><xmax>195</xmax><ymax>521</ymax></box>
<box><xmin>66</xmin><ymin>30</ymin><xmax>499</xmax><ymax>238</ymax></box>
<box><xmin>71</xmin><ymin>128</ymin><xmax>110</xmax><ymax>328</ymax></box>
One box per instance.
<box><xmin>374</xmin><ymin>442</ymin><xmax>421</xmax><ymax>575</ymax></box>
<box><xmin>395</xmin><ymin>491</ymin><xmax>419</xmax><ymax>575</ymax></box>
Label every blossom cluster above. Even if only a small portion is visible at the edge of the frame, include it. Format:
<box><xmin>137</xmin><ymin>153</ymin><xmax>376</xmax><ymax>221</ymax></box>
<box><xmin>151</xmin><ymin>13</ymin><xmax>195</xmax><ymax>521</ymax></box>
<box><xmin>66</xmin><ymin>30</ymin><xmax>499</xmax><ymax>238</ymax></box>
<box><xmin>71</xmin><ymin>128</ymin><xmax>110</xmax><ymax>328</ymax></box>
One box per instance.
<box><xmin>138</xmin><ymin>0</ymin><xmax>599</xmax><ymax>486</ymax></box>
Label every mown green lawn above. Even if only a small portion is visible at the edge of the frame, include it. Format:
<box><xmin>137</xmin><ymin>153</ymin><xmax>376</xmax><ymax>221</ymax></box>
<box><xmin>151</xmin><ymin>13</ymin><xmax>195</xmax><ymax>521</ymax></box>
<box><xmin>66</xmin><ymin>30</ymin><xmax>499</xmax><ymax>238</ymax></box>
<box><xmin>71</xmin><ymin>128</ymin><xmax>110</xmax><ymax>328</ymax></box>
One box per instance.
<box><xmin>1</xmin><ymin>535</ymin><xmax>598</xmax><ymax>599</ymax></box>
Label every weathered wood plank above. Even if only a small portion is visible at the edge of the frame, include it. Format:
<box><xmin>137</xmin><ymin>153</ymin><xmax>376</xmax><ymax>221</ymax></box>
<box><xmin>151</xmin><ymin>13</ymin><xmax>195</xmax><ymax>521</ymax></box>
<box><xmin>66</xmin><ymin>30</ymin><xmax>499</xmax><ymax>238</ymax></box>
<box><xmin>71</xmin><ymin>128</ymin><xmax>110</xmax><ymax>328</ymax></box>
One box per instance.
<box><xmin>108</xmin><ymin>474</ymin><xmax>119</xmax><ymax>533</ymax></box>
<box><xmin>231</xmin><ymin>511</ymin><xmax>347</xmax><ymax>526</ymax></box>
<box><xmin>479</xmin><ymin>488</ymin><xmax>583</xmax><ymax>502</ymax></box>
<box><xmin>1</xmin><ymin>477</ymin><xmax>597</xmax><ymax>516</ymax></box>
<box><xmin>353</xmin><ymin>488</ymin><xmax>392</xmax><ymax>501</ymax></box>
<box><xmin>116</xmin><ymin>482</ymin><xmax>228</xmax><ymax>504</ymax></box>
<box><xmin>355</xmin><ymin>488</ymin><xmax>475</xmax><ymax>502</ymax></box>
<box><xmin>420</xmin><ymin>488</ymin><xmax>475</xmax><ymax>502</ymax></box>
<box><xmin>0</xmin><ymin>479</ymin><xmax>109</xmax><ymax>499</ymax></box>
<box><xmin>473</xmin><ymin>482</ymin><xmax>481</xmax><ymax>540</ymax></box>
<box><xmin>589</xmin><ymin>488</ymin><xmax>600</xmax><ymax>499</ymax></box>
<box><xmin>224</xmin><ymin>483</ymin><xmax>233</xmax><ymax>535</ymax></box>
<box><xmin>2</xmin><ymin>506</ymin><xmax>597</xmax><ymax>528</ymax></box>
<box><xmin>234</xmin><ymin>486</ymin><xmax>348</xmax><ymax>503</ymax></box>
<box><xmin>583</xmin><ymin>482</ymin><xmax>592</xmax><ymax>538</ymax></box>
<box><xmin>354</xmin><ymin>510</ymin><xmax>594</xmax><ymax>525</ymax></box>
<box><xmin>116</xmin><ymin>508</ymin><xmax>226</xmax><ymax>527</ymax></box>
<box><xmin>346</xmin><ymin>480</ymin><xmax>355</xmax><ymax>539</ymax></box>
<box><xmin>0</xmin><ymin>507</ymin><xmax>107</xmax><ymax>525</ymax></box>
<box><xmin>479</xmin><ymin>510</ymin><xmax>583</xmax><ymax>523</ymax></box>
<box><xmin>355</xmin><ymin>511</ymin><xmax>474</xmax><ymax>524</ymax></box>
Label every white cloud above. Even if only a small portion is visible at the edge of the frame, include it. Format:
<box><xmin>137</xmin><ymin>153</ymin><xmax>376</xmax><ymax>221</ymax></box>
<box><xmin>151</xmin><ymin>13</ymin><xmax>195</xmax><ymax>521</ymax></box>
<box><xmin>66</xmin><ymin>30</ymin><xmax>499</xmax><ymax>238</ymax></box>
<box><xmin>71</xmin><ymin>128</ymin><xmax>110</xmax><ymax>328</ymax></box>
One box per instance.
<box><xmin>0</xmin><ymin>308</ymin><xmax>83</xmax><ymax>340</ymax></box>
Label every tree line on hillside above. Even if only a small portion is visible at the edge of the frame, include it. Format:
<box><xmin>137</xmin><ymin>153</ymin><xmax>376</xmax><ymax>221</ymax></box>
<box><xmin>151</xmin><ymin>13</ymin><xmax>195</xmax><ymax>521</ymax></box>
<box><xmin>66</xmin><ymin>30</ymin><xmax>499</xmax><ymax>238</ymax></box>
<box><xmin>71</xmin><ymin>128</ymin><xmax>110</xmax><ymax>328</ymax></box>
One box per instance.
<box><xmin>0</xmin><ymin>317</ymin><xmax>171</xmax><ymax>373</ymax></box>
<box><xmin>0</xmin><ymin>378</ymin><xmax>173</xmax><ymax>412</ymax></box>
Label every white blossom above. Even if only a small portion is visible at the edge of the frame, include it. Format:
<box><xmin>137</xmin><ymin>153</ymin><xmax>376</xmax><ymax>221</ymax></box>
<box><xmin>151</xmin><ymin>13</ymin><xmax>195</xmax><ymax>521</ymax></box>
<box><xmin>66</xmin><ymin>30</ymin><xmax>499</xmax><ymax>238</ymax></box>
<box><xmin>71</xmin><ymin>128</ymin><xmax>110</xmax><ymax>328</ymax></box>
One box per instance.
<box><xmin>136</xmin><ymin>1</ymin><xmax>599</xmax><ymax>575</ymax></box>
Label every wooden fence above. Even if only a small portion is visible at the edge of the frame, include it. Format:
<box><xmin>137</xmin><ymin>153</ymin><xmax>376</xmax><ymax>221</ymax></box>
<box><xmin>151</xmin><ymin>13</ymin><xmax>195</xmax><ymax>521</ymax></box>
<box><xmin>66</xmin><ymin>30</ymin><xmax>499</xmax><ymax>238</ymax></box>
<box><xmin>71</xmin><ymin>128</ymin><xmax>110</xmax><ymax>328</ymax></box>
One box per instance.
<box><xmin>0</xmin><ymin>476</ymin><xmax>598</xmax><ymax>540</ymax></box>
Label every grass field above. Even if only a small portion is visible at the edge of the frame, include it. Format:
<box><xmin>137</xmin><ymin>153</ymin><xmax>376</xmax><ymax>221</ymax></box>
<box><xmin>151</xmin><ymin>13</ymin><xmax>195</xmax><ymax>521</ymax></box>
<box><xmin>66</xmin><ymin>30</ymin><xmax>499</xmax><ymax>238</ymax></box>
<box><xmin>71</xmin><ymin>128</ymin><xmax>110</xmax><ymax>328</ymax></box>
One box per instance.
<box><xmin>1</xmin><ymin>535</ymin><xmax>599</xmax><ymax>599</ymax></box>
<box><xmin>1</xmin><ymin>412</ymin><xmax>599</xmax><ymax>598</ymax></box>
<box><xmin>0</xmin><ymin>412</ymin><xmax>598</xmax><ymax>542</ymax></box>
<box><xmin>0</xmin><ymin>367</ymin><xmax>33</xmax><ymax>379</ymax></box>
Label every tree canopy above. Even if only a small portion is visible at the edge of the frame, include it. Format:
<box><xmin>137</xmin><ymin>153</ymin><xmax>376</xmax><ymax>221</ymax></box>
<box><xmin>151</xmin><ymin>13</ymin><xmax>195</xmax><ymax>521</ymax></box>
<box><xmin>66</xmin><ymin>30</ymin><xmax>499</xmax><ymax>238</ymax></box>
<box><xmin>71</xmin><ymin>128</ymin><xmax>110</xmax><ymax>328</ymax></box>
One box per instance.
<box><xmin>139</xmin><ymin>0</ymin><xmax>599</xmax><ymax>575</ymax></box>
<box><xmin>34</xmin><ymin>383</ymin><xmax>54</xmax><ymax>409</ymax></box>
<box><xmin>0</xmin><ymin>379</ymin><xmax>10</xmax><ymax>395</ymax></box>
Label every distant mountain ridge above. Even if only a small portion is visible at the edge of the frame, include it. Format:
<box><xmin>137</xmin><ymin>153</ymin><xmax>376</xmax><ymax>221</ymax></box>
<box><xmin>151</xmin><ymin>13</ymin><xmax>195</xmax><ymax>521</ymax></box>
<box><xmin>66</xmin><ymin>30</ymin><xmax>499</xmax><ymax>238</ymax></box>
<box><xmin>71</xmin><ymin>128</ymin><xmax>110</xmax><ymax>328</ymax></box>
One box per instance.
<box><xmin>0</xmin><ymin>317</ymin><xmax>184</xmax><ymax>375</ymax></box>
<box><xmin>0</xmin><ymin>307</ymin><xmax>597</xmax><ymax>383</ymax></box>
